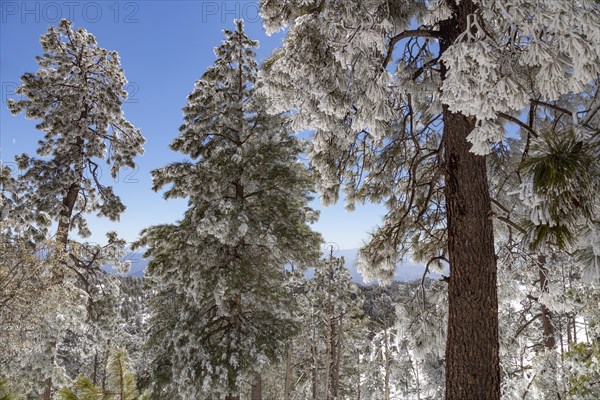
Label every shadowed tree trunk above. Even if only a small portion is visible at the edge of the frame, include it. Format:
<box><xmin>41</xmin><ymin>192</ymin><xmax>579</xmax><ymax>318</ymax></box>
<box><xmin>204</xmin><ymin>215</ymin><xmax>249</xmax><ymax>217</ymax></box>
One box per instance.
<box><xmin>439</xmin><ymin>3</ymin><xmax>500</xmax><ymax>398</ymax></box>
<box><xmin>441</xmin><ymin>109</ymin><xmax>500</xmax><ymax>400</ymax></box>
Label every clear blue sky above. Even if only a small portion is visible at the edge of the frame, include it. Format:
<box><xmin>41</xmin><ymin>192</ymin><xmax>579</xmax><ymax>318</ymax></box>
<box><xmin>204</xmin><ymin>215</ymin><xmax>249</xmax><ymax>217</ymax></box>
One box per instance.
<box><xmin>0</xmin><ymin>0</ymin><xmax>385</xmax><ymax>250</ymax></box>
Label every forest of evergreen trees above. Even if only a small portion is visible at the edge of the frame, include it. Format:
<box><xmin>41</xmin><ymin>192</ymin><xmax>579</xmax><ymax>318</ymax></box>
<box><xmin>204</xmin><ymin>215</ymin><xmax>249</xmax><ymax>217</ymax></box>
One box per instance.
<box><xmin>1</xmin><ymin>0</ymin><xmax>600</xmax><ymax>399</ymax></box>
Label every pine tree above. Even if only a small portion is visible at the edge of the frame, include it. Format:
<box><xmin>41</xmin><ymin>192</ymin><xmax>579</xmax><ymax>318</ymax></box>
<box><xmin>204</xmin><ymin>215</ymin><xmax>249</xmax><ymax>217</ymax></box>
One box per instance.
<box><xmin>58</xmin><ymin>348</ymin><xmax>139</xmax><ymax>400</ymax></box>
<box><xmin>6</xmin><ymin>19</ymin><xmax>145</xmax><ymax>398</ymax></box>
<box><xmin>58</xmin><ymin>377</ymin><xmax>101</xmax><ymax>400</ymax></box>
<box><xmin>269</xmin><ymin>253</ymin><xmax>365</xmax><ymax>400</ymax></box>
<box><xmin>564</xmin><ymin>282</ymin><xmax>600</xmax><ymax>399</ymax></box>
<box><xmin>258</xmin><ymin>1</ymin><xmax>600</xmax><ymax>397</ymax></box>
<box><xmin>0</xmin><ymin>221</ymin><xmax>86</xmax><ymax>397</ymax></box>
<box><xmin>486</xmin><ymin>88</ymin><xmax>600</xmax><ymax>398</ymax></box>
<box><xmin>105</xmin><ymin>349</ymin><xmax>139</xmax><ymax>400</ymax></box>
<box><xmin>307</xmin><ymin>252</ymin><xmax>364</xmax><ymax>399</ymax></box>
<box><xmin>7</xmin><ymin>19</ymin><xmax>145</xmax><ymax>248</ymax></box>
<box><xmin>134</xmin><ymin>20</ymin><xmax>321</xmax><ymax>399</ymax></box>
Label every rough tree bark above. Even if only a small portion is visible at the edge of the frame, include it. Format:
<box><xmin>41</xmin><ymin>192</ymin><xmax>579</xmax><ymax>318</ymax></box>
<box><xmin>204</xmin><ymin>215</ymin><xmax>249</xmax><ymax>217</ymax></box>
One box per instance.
<box><xmin>439</xmin><ymin>2</ymin><xmax>500</xmax><ymax>399</ymax></box>
<box><xmin>441</xmin><ymin>108</ymin><xmax>500</xmax><ymax>399</ymax></box>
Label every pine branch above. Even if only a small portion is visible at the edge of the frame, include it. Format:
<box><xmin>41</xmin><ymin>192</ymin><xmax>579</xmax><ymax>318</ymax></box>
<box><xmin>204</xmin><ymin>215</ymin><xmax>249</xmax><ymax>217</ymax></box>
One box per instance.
<box><xmin>383</xmin><ymin>30</ymin><xmax>441</xmax><ymax>69</ymax></box>
<box><xmin>513</xmin><ymin>313</ymin><xmax>542</xmax><ymax>341</ymax></box>
<box><xmin>497</xmin><ymin>112</ymin><xmax>539</xmax><ymax>138</ymax></box>
<box><xmin>530</xmin><ymin>99</ymin><xmax>573</xmax><ymax>116</ymax></box>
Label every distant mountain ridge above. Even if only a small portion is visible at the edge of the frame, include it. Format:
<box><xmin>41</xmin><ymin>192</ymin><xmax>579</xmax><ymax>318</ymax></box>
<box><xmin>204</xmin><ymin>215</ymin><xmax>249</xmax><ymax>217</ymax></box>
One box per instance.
<box><xmin>104</xmin><ymin>248</ymin><xmax>448</xmax><ymax>283</ymax></box>
<box><xmin>102</xmin><ymin>248</ymin><xmax>149</xmax><ymax>277</ymax></box>
<box><xmin>310</xmin><ymin>248</ymin><xmax>448</xmax><ymax>283</ymax></box>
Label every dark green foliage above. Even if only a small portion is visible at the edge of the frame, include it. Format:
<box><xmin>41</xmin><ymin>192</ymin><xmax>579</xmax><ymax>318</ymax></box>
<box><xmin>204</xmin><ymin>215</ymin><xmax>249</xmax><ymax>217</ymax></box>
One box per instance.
<box><xmin>134</xmin><ymin>20</ymin><xmax>321</xmax><ymax>398</ymax></box>
<box><xmin>521</xmin><ymin>130</ymin><xmax>599</xmax><ymax>250</ymax></box>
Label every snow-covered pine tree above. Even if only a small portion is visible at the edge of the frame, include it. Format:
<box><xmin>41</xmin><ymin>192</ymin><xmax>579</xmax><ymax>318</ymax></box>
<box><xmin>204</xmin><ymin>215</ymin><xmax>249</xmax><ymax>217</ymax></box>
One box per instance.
<box><xmin>362</xmin><ymin>291</ymin><xmax>400</xmax><ymax>400</ymax></box>
<box><xmin>391</xmin><ymin>281</ymin><xmax>447</xmax><ymax>399</ymax></box>
<box><xmin>258</xmin><ymin>1</ymin><xmax>600</xmax><ymax>397</ymax></box>
<box><xmin>7</xmin><ymin>19</ymin><xmax>145</xmax><ymax>248</ymax></box>
<box><xmin>260</xmin><ymin>253</ymin><xmax>365</xmax><ymax>400</ymax></box>
<box><xmin>0</xmin><ymin>229</ymin><xmax>84</xmax><ymax>396</ymax></box>
<box><xmin>134</xmin><ymin>20</ymin><xmax>321</xmax><ymax>399</ymax></box>
<box><xmin>564</xmin><ymin>281</ymin><xmax>600</xmax><ymax>399</ymax></box>
<box><xmin>306</xmin><ymin>252</ymin><xmax>364</xmax><ymax>399</ymax></box>
<box><xmin>486</xmin><ymin>118</ymin><xmax>600</xmax><ymax>398</ymax></box>
<box><xmin>309</xmin><ymin>252</ymin><xmax>364</xmax><ymax>400</ymax></box>
<box><xmin>6</xmin><ymin>19</ymin><xmax>145</xmax><ymax>398</ymax></box>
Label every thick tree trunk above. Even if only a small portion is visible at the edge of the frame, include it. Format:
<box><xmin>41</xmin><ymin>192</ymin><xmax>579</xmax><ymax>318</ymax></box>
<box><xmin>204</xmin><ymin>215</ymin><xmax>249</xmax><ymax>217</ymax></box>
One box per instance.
<box><xmin>439</xmin><ymin>1</ymin><xmax>500</xmax><ymax>399</ymax></box>
<box><xmin>441</xmin><ymin>108</ymin><xmax>500</xmax><ymax>400</ymax></box>
<box><xmin>251</xmin><ymin>373</ymin><xmax>262</xmax><ymax>400</ymax></box>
